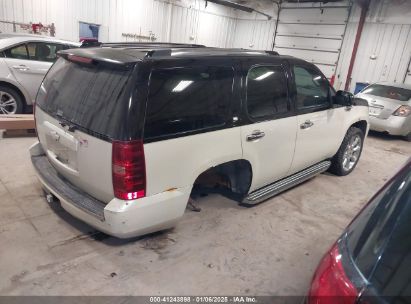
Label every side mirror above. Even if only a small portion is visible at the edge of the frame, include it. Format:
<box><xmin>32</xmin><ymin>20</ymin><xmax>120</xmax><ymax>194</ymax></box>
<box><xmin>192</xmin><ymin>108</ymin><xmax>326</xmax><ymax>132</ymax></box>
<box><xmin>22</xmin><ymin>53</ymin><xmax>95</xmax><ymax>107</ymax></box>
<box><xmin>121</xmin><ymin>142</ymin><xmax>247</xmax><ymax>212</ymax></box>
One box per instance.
<box><xmin>334</xmin><ymin>90</ymin><xmax>353</xmax><ymax>107</ymax></box>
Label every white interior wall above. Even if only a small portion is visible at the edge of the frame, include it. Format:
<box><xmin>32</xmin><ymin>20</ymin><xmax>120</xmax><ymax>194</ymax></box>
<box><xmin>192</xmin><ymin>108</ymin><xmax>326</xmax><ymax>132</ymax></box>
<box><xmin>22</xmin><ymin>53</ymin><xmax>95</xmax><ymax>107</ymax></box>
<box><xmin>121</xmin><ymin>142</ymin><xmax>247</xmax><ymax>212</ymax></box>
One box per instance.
<box><xmin>0</xmin><ymin>0</ymin><xmax>238</xmax><ymax>47</ymax></box>
<box><xmin>0</xmin><ymin>0</ymin><xmax>410</xmax><ymax>91</ymax></box>
<box><xmin>335</xmin><ymin>0</ymin><xmax>411</xmax><ymax>91</ymax></box>
<box><xmin>231</xmin><ymin>6</ymin><xmax>276</xmax><ymax>50</ymax></box>
<box><xmin>232</xmin><ymin>15</ymin><xmax>276</xmax><ymax>50</ymax></box>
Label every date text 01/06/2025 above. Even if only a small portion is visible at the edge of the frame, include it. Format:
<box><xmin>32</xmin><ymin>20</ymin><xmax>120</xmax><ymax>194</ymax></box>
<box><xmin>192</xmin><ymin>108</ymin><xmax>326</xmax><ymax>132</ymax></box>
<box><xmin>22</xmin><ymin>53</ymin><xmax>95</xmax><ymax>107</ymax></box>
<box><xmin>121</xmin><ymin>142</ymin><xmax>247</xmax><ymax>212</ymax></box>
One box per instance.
<box><xmin>149</xmin><ymin>296</ymin><xmax>257</xmax><ymax>303</ymax></box>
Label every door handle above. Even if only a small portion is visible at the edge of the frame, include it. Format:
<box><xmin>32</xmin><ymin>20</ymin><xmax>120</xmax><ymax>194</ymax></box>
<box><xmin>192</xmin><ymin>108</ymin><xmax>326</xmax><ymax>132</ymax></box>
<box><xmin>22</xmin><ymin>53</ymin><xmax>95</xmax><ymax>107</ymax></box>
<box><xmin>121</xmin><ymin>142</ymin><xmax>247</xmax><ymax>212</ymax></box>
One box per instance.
<box><xmin>246</xmin><ymin>130</ymin><xmax>265</xmax><ymax>141</ymax></box>
<box><xmin>12</xmin><ymin>65</ymin><xmax>30</xmax><ymax>71</ymax></box>
<box><xmin>300</xmin><ymin>120</ymin><xmax>314</xmax><ymax>129</ymax></box>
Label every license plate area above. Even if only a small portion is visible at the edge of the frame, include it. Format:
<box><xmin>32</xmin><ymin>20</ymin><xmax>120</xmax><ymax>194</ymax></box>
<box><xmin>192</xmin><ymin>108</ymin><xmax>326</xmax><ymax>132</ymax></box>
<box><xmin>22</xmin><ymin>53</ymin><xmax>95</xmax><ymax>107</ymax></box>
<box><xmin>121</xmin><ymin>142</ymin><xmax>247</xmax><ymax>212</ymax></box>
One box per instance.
<box><xmin>369</xmin><ymin>105</ymin><xmax>384</xmax><ymax>117</ymax></box>
<box><xmin>46</xmin><ymin>135</ymin><xmax>78</xmax><ymax>171</ymax></box>
<box><xmin>43</xmin><ymin>121</ymin><xmax>79</xmax><ymax>172</ymax></box>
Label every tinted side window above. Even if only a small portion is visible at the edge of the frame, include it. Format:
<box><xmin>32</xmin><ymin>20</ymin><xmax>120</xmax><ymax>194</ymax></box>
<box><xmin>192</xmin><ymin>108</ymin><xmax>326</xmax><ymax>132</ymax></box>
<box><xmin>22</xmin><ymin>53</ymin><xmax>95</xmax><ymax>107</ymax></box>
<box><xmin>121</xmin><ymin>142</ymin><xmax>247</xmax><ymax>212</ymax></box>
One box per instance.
<box><xmin>27</xmin><ymin>42</ymin><xmax>66</xmax><ymax>62</ymax></box>
<box><xmin>4</xmin><ymin>44</ymin><xmax>28</xmax><ymax>59</ymax></box>
<box><xmin>246</xmin><ymin>66</ymin><xmax>289</xmax><ymax>120</ymax></box>
<box><xmin>347</xmin><ymin>167</ymin><xmax>411</xmax><ymax>279</ymax></box>
<box><xmin>293</xmin><ymin>65</ymin><xmax>330</xmax><ymax>110</ymax></box>
<box><xmin>368</xmin><ymin>171</ymin><xmax>411</xmax><ymax>298</ymax></box>
<box><xmin>144</xmin><ymin>66</ymin><xmax>233</xmax><ymax>140</ymax></box>
<box><xmin>371</xmin><ymin>200</ymin><xmax>411</xmax><ymax>296</ymax></box>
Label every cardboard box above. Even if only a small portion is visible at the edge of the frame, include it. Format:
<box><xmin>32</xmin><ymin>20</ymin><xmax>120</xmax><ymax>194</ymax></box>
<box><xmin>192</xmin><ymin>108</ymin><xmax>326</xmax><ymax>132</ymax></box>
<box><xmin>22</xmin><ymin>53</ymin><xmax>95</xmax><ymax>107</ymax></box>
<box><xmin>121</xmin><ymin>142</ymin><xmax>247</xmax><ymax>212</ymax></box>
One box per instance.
<box><xmin>0</xmin><ymin>114</ymin><xmax>35</xmax><ymax>130</ymax></box>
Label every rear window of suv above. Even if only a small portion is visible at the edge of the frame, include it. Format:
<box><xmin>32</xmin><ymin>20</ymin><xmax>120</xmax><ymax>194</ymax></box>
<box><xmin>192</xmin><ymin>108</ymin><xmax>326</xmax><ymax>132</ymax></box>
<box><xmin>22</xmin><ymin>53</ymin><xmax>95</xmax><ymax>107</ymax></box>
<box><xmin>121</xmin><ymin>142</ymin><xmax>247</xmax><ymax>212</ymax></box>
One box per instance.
<box><xmin>144</xmin><ymin>66</ymin><xmax>234</xmax><ymax>140</ymax></box>
<box><xmin>36</xmin><ymin>57</ymin><xmax>134</xmax><ymax>140</ymax></box>
<box><xmin>361</xmin><ymin>84</ymin><xmax>411</xmax><ymax>101</ymax></box>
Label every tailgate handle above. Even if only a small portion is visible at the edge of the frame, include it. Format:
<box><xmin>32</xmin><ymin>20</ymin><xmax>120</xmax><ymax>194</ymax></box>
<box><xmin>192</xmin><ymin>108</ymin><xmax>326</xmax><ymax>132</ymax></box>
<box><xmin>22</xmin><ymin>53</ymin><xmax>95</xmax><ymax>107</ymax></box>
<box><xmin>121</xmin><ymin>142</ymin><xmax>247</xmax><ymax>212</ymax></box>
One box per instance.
<box><xmin>46</xmin><ymin>150</ymin><xmax>80</xmax><ymax>177</ymax></box>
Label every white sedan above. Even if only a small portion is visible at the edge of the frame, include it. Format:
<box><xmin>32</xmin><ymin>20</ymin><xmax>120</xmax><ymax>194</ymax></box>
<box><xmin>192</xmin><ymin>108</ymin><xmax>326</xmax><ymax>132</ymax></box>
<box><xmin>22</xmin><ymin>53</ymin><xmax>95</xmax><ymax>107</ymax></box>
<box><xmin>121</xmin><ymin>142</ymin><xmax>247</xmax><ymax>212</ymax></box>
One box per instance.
<box><xmin>356</xmin><ymin>82</ymin><xmax>411</xmax><ymax>141</ymax></box>
<box><xmin>0</xmin><ymin>33</ymin><xmax>80</xmax><ymax>114</ymax></box>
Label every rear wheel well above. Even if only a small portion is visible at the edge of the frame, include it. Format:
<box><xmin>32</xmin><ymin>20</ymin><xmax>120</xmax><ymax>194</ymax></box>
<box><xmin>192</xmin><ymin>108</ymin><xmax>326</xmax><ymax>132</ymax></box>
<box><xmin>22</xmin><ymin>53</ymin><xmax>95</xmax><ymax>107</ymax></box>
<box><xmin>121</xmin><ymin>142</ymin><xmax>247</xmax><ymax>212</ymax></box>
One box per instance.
<box><xmin>191</xmin><ymin>160</ymin><xmax>252</xmax><ymax>202</ymax></box>
<box><xmin>0</xmin><ymin>81</ymin><xmax>27</xmax><ymax>108</ymax></box>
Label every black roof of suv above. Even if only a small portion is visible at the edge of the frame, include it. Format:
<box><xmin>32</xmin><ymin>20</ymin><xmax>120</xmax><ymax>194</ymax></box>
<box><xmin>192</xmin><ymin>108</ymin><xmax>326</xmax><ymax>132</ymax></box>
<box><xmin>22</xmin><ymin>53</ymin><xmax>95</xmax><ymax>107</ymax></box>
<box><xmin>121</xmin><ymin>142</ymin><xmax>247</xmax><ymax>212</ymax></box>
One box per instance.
<box><xmin>60</xmin><ymin>42</ymin><xmax>288</xmax><ymax>65</ymax></box>
<box><xmin>42</xmin><ymin>43</ymin><xmax>312</xmax><ymax>142</ymax></box>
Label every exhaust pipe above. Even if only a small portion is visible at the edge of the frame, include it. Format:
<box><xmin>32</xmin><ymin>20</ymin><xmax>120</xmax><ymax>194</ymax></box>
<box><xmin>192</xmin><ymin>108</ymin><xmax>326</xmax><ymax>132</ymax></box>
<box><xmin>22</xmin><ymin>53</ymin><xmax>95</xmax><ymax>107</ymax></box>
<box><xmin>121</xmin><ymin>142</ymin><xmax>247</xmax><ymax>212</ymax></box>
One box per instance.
<box><xmin>46</xmin><ymin>193</ymin><xmax>55</xmax><ymax>203</ymax></box>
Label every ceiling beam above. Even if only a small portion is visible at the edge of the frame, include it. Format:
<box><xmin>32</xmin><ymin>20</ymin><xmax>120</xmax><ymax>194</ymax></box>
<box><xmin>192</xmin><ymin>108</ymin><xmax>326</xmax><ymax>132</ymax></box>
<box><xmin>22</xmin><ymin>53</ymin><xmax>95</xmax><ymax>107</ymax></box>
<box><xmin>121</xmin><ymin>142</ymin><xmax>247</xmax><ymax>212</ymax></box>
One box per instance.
<box><xmin>205</xmin><ymin>0</ymin><xmax>273</xmax><ymax>19</ymax></box>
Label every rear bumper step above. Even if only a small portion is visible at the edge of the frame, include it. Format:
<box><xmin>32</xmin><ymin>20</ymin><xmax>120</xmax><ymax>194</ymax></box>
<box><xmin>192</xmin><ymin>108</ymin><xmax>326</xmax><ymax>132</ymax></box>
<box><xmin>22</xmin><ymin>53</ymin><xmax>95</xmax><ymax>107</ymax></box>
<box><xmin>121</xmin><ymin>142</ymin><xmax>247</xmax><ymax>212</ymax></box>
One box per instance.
<box><xmin>242</xmin><ymin>160</ymin><xmax>331</xmax><ymax>205</ymax></box>
<box><xmin>31</xmin><ymin>155</ymin><xmax>106</xmax><ymax>221</ymax></box>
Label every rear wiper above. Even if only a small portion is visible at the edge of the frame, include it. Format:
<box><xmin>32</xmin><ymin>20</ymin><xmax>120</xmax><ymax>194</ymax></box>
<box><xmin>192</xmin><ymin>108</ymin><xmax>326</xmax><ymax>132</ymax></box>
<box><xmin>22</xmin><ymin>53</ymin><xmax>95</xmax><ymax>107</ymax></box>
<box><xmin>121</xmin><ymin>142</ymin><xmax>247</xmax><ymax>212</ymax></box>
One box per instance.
<box><xmin>56</xmin><ymin>112</ymin><xmax>77</xmax><ymax>132</ymax></box>
<box><xmin>59</xmin><ymin>121</ymin><xmax>77</xmax><ymax>132</ymax></box>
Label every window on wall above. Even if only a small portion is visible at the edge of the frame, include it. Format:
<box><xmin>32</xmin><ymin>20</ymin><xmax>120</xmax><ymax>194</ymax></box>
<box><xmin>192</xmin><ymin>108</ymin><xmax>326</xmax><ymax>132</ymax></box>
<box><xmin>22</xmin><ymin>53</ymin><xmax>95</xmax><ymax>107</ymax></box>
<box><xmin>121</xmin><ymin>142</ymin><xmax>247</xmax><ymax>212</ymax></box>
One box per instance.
<box><xmin>246</xmin><ymin>65</ymin><xmax>289</xmax><ymax>119</ymax></box>
<box><xmin>79</xmin><ymin>22</ymin><xmax>100</xmax><ymax>42</ymax></box>
<box><xmin>293</xmin><ymin>65</ymin><xmax>330</xmax><ymax>110</ymax></box>
<box><xmin>144</xmin><ymin>66</ymin><xmax>234</xmax><ymax>139</ymax></box>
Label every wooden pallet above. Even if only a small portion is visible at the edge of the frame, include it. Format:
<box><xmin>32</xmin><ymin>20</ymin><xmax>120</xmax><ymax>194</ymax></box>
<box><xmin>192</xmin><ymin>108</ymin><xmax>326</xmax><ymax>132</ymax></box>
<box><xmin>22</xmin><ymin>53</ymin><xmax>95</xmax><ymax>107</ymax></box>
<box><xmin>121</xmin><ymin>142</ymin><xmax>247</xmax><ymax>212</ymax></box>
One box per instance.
<box><xmin>0</xmin><ymin>114</ymin><xmax>36</xmax><ymax>138</ymax></box>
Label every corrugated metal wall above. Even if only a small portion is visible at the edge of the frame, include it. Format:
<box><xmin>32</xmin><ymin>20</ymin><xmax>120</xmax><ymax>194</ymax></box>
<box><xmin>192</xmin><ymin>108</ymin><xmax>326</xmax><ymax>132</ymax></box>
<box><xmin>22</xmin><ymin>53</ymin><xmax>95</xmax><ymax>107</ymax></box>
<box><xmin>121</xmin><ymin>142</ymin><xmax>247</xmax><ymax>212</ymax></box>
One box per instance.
<box><xmin>235</xmin><ymin>0</ymin><xmax>411</xmax><ymax>91</ymax></box>
<box><xmin>0</xmin><ymin>0</ymin><xmax>237</xmax><ymax>47</ymax></box>
<box><xmin>334</xmin><ymin>0</ymin><xmax>411</xmax><ymax>91</ymax></box>
<box><xmin>0</xmin><ymin>0</ymin><xmax>410</xmax><ymax>91</ymax></box>
<box><xmin>232</xmin><ymin>16</ymin><xmax>276</xmax><ymax>50</ymax></box>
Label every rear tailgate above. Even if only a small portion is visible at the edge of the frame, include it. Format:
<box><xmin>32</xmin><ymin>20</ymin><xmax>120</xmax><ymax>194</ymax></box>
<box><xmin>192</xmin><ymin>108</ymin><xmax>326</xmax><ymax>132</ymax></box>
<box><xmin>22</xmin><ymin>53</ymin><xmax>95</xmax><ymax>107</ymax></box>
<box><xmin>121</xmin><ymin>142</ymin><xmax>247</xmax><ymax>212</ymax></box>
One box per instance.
<box><xmin>358</xmin><ymin>84</ymin><xmax>411</xmax><ymax>119</ymax></box>
<box><xmin>35</xmin><ymin>56</ymin><xmax>136</xmax><ymax>203</ymax></box>
<box><xmin>358</xmin><ymin>93</ymin><xmax>406</xmax><ymax>119</ymax></box>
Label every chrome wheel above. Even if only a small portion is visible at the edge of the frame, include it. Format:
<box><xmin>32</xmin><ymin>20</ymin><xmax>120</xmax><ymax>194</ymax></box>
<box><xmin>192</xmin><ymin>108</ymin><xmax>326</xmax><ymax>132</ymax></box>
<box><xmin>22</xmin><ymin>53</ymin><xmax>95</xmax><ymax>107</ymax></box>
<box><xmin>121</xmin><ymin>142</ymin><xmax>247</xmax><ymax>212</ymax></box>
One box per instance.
<box><xmin>342</xmin><ymin>135</ymin><xmax>362</xmax><ymax>171</ymax></box>
<box><xmin>0</xmin><ymin>91</ymin><xmax>18</xmax><ymax>114</ymax></box>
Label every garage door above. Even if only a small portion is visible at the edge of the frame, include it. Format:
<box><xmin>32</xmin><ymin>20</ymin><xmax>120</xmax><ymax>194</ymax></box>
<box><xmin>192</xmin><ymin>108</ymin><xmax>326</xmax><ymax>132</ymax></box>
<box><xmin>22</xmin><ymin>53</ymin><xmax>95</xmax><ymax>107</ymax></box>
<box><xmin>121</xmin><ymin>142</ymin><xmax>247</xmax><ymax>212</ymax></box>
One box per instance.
<box><xmin>273</xmin><ymin>1</ymin><xmax>352</xmax><ymax>81</ymax></box>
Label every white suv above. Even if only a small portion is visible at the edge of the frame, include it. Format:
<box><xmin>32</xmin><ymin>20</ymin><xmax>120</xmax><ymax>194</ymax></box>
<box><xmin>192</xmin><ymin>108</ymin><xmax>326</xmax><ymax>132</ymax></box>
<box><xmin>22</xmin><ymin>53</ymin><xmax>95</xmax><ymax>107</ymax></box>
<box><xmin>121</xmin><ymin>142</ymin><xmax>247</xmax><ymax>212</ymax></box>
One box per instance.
<box><xmin>0</xmin><ymin>33</ymin><xmax>79</xmax><ymax>114</ymax></box>
<box><xmin>30</xmin><ymin>43</ymin><xmax>369</xmax><ymax>238</ymax></box>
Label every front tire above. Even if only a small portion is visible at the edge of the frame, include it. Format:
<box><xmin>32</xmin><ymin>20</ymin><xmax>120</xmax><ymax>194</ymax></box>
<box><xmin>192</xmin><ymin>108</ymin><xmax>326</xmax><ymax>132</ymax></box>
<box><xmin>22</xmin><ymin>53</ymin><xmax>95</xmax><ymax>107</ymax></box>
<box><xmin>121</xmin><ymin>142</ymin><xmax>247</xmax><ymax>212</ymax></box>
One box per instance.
<box><xmin>0</xmin><ymin>86</ymin><xmax>24</xmax><ymax>114</ymax></box>
<box><xmin>329</xmin><ymin>127</ymin><xmax>364</xmax><ymax>176</ymax></box>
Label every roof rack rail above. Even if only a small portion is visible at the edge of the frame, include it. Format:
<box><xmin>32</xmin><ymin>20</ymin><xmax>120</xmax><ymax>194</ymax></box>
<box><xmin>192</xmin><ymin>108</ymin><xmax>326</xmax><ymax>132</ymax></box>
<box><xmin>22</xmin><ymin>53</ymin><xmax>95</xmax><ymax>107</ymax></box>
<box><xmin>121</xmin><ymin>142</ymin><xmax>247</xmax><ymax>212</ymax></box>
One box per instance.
<box><xmin>80</xmin><ymin>41</ymin><xmax>102</xmax><ymax>48</ymax></box>
<box><xmin>265</xmin><ymin>50</ymin><xmax>279</xmax><ymax>56</ymax></box>
<box><xmin>145</xmin><ymin>49</ymin><xmax>172</xmax><ymax>58</ymax></box>
<box><xmin>101</xmin><ymin>42</ymin><xmax>206</xmax><ymax>49</ymax></box>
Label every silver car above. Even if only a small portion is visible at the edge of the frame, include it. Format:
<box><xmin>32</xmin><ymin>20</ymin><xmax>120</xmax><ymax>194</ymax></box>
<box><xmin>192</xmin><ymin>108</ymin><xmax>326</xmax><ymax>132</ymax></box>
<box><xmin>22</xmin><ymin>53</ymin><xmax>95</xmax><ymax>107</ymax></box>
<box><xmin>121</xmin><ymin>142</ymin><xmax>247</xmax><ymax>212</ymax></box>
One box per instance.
<box><xmin>356</xmin><ymin>82</ymin><xmax>411</xmax><ymax>141</ymax></box>
<box><xmin>0</xmin><ymin>33</ymin><xmax>80</xmax><ymax>114</ymax></box>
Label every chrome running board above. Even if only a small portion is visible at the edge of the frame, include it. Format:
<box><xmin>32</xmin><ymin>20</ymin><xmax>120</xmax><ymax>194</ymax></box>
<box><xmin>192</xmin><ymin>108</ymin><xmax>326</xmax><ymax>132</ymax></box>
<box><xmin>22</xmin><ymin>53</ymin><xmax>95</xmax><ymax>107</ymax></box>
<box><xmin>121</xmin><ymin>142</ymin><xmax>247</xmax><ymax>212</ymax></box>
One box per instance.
<box><xmin>242</xmin><ymin>160</ymin><xmax>331</xmax><ymax>205</ymax></box>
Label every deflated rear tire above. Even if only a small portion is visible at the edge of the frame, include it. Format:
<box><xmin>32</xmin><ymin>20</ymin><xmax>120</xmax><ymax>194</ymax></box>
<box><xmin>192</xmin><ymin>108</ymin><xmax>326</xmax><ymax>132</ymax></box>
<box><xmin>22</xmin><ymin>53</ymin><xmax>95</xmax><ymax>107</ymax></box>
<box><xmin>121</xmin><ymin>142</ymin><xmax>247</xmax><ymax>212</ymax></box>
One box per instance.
<box><xmin>329</xmin><ymin>127</ymin><xmax>364</xmax><ymax>176</ymax></box>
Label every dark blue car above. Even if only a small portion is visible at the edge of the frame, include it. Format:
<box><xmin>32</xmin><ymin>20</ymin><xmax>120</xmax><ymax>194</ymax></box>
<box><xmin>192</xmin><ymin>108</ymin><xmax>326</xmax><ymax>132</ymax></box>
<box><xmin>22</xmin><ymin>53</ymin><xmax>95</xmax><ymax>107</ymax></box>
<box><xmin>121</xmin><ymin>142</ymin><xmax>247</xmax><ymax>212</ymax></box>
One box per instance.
<box><xmin>307</xmin><ymin>158</ymin><xmax>411</xmax><ymax>304</ymax></box>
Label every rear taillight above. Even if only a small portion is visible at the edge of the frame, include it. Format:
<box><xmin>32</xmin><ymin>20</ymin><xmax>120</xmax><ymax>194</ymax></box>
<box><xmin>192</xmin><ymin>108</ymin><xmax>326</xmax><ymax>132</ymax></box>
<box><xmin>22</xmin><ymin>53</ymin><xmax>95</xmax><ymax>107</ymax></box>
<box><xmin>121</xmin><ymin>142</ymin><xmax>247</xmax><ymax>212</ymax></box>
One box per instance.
<box><xmin>393</xmin><ymin>105</ymin><xmax>411</xmax><ymax>117</ymax></box>
<box><xmin>307</xmin><ymin>244</ymin><xmax>358</xmax><ymax>304</ymax></box>
<box><xmin>112</xmin><ymin>140</ymin><xmax>146</xmax><ymax>200</ymax></box>
<box><xmin>67</xmin><ymin>54</ymin><xmax>93</xmax><ymax>64</ymax></box>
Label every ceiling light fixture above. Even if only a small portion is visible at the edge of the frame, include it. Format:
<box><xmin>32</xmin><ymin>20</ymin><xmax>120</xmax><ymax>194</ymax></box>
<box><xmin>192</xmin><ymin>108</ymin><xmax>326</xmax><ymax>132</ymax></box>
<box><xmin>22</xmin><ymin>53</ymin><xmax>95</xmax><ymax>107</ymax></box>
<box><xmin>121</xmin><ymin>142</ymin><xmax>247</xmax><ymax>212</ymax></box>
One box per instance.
<box><xmin>256</xmin><ymin>71</ymin><xmax>274</xmax><ymax>81</ymax></box>
<box><xmin>172</xmin><ymin>80</ymin><xmax>193</xmax><ymax>92</ymax></box>
<box><xmin>205</xmin><ymin>0</ymin><xmax>272</xmax><ymax>20</ymax></box>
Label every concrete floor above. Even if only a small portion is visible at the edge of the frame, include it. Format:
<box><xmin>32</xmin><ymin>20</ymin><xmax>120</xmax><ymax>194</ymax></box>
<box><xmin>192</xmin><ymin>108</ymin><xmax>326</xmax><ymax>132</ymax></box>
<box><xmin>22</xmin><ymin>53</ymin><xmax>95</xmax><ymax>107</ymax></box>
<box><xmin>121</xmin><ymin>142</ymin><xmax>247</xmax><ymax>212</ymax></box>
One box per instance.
<box><xmin>0</xmin><ymin>132</ymin><xmax>409</xmax><ymax>296</ymax></box>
